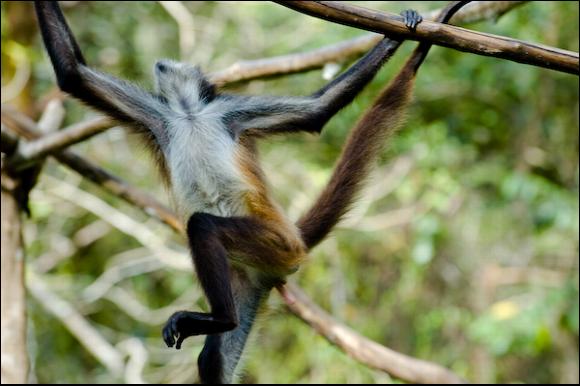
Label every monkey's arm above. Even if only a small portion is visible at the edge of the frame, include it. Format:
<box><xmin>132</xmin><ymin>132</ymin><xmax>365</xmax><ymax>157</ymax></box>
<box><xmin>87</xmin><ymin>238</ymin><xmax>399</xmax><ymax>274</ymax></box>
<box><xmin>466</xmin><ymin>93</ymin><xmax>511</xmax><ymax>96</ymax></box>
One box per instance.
<box><xmin>221</xmin><ymin>10</ymin><xmax>422</xmax><ymax>137</ymax></box>
<box><xmin>34</xmin><ymin>1</ymin><xmax>168</xmax><ymax>146</ymax></box>
<box><xmin>221</xmin><ymin>37</ymin><xmax>403</xmax><ymax>136</ymax></box>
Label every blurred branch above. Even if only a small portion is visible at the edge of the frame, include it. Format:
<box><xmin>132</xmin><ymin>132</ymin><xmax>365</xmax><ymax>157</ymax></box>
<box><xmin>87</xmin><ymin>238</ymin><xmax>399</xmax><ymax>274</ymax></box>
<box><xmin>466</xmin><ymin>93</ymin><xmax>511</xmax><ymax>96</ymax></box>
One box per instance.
<box><xmin>211</xmin><ymin>1</ymin><xmax>529</xmax><ymax>84</ymax></box>
<box><xmin>104</xmin><ymin>287</ymin><xmax>200</xmax><ymax>326</ymax></box>
<box><xmin>275</xmin><ymin>1</ymin><xmax>579</xmax><ymax>75</ymax></box>
<box><xmin>159</xmin><ymin>1</ymin><xmax>196</xmax><ymax>61</ymax></box>
<box><xmin>27</xmin><ymin>273</ymin><xmax>124</xmax><ymax>377</ymax></box>
<box><xmin>46</xmin><ymin>176</ymin><xmax>188</xmax><ymax>271</ymax></box>
<box><xmin>117</xmin><ymin>338</ymin><xmax>149</xmax><ymax>384</ymax></box>
<box><xmin>8</xmin><ymin>116</ymin><xmax>112</xmax><ymax>171</ymax></box>
<box><xmin>281</xmin><ymin>283</ymin><xmax>466</xmax><ymax>384</ymax></box>
<box><xmin>2</xmin><ymin>106</ymin><xmax>466</xmax><ymax>383</ymax></box>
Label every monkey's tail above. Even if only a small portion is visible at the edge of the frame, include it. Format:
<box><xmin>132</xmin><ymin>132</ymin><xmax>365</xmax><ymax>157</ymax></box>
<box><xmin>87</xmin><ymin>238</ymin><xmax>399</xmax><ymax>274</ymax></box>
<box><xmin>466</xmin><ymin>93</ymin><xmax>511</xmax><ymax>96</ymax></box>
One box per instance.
<box><xmin>297</xmin><ymin>1</ymin><xmax>469</xmax><ymax>251</ymax></box>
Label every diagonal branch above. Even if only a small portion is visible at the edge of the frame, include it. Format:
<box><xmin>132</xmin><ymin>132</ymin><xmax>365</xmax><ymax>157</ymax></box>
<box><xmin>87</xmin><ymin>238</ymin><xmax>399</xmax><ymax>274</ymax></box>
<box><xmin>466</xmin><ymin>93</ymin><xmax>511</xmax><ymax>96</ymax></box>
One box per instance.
<box><xmin>282</xmin><ymin>284</ymin><xmax>466</xmax><ymax>384</ymax></box>
<box><xmin>275</xmin><ymin>1</ymin><xmax>579</xmax><ymax>75</ymax></box>
<box><xmin>212</xmin><ymin>1</ymin><xmax>528</xmax><ymax>84</ymax></box>
<box><xmin>1</xmin><ymin>106</ymin><xmax>466</xmax><ymax>383</ymax></box>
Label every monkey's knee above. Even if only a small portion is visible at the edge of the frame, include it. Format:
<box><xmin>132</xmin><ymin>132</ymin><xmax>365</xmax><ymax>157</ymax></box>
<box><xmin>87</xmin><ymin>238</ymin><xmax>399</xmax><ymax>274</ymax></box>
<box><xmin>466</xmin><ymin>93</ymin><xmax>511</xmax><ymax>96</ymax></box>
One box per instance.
<box><xmin>187</xmin><ymin>212</ymin><xmax>216</xmax><ymax>238</ymax></box>
<box><xmin>269</xmin><ymin>249</ymin><xmax>304</xmax><ymax>277</ymax></box>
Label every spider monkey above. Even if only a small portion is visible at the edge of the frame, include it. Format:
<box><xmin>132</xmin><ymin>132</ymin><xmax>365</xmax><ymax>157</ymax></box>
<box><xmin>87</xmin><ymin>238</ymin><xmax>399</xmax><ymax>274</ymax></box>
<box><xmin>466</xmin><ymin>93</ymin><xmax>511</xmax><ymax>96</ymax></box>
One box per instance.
<box><xmin>34</xmin><ymin>1</ymin><xmax>468</xmax><ymax>383</ymax></box>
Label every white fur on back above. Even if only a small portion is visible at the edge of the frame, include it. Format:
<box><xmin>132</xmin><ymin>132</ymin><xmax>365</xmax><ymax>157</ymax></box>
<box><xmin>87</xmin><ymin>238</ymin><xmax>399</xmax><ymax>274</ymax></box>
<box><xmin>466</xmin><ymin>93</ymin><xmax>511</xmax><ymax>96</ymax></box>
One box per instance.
<box><xmin>164</xmin><ymin>108</ymin><xmax>249</xmax><ymax>221</ymax></box>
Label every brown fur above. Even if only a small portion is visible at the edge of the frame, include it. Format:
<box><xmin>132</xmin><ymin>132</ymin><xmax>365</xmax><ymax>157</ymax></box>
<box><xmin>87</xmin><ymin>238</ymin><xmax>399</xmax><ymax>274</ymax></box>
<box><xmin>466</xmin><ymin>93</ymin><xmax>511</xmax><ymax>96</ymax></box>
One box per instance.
<box><xmin>297</xmin><ymin>1</ymin><xmax>468</xmax><ymax>250</ymax></box>
<box><xmin>235</xmin><ymin>136</ymin><xmax>307</xmax><ymax>274</ymax></box>
<box><xmin>297</xmin><ymin>67</ymin><xmax>415</xmax><ymax>250</ymax></box>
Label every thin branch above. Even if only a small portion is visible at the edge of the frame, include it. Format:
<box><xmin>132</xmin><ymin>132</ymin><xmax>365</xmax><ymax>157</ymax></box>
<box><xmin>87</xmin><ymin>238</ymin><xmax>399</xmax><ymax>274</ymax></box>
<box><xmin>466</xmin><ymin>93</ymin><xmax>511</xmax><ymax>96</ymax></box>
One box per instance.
<box><xmin>8</xmin><ymin>116</ymin><xmax>112</xmax><ymax>171</ymax></box>
<box><xmin>212</xmin><ymin>1</ymin><xmax>528</xmax><ymax>84</ymax></box>
<box><xmin>2</xmin><ymin>107</ymin><xmax>466</xmax><ymax>383</ymax></box>
<box><xmin>159</xmin><ymin>1</ymin><xmax>196</xmax><ymax>61</ymax></box>
<box><xmin>275</xmin><ymin>1</ymin><xmax>579</xmax><ymax>75</ymax></box>
<box><xmin>210</xmin><ymin>34</ymin><xmax>377</xmax><ymax>85</ymax></box>
<box><xmin>281</xmin><ymin>283</ymin><xmax>467</xmax><ymax>384</ymax></box>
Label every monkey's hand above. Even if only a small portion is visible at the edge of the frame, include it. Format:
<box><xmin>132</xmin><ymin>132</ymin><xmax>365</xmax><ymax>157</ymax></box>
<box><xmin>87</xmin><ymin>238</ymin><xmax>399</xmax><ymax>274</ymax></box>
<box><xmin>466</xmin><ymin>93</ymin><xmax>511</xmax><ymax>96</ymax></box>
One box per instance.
<box><xmin>400</xmin><ymin>9</ymin><xmax>423</xmax><ymax>31</ymax></box>
<box><xmin>162</xmin><ymin>311</ymin><xmax>237</xmax><ymax>349</ymax></box>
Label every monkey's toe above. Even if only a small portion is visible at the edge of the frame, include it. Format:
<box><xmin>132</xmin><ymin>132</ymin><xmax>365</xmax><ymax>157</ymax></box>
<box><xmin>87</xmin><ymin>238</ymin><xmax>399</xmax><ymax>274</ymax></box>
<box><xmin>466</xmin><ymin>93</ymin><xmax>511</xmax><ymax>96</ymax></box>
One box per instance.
<box><xmin>400</xmin><ymin>9</ymin><xmax>423</xmax><ymax>31</ymax></box>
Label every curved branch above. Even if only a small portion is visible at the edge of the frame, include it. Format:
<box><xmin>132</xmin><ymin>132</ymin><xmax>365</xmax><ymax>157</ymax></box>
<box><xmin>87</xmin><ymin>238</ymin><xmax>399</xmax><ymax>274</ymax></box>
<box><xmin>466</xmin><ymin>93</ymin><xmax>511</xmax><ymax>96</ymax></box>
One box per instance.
<box><xmin>275</xmin><ymin>1</ymin><xmax>579</xmax><ymax>75</ymax></box>
<box><xmin>1</xmin><ymin>106</ymin><xmax>466</xmax><ymax>383</ymax></box>
<box><xmin>212</xmin><ymin>1</ymin><xmax>528</xmax><ymax>84</ymax></box>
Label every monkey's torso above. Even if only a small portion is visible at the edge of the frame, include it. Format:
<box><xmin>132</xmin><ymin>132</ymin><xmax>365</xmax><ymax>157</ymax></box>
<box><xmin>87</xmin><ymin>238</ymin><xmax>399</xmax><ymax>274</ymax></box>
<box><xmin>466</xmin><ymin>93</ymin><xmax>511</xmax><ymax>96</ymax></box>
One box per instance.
<box><xmin>164</xmin><ymin>112</ymin><xmax>306</xmax><ymax>278</ymax></box>
<box><xmin>163</xmin><ymin>113</ymin><xmax>296</xmax><ymax>228</ymax></box>
<box><xmin>165</xmin><ymin>114</ymin><xmax>250</xmax><ymax>220</ymax></box>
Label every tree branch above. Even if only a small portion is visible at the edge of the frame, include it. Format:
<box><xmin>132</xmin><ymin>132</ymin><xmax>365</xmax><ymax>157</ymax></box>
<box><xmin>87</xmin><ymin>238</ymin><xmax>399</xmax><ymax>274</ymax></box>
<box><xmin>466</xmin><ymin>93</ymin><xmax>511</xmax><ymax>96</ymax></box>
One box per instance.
<box><xmin>1</xmin><ymin>159</ymin><xmax>28</xmax><ymax>384</ymax></box>
<box><xmin>212</xmin><ymin>1</ymin><xmax>528</xmax><ymax>84</ymax></box>
<box><xmin>282</xmin><ymin>284</ymin><xmax>466</xmax><ymax>384</ymax></box>
<box><xmin>1</xmin><ymin>106</ymin><xmax>466</xmax><ymax>383</ymax></box>
<box><xmin>7</xmin><ymin>116</ymin><xmax>112</xmax><ymax>171</ymax></box>
<box><xmin>275</xmin><ymin>1</ymin><xmax>579</xmax><ymax>75</ymax></box>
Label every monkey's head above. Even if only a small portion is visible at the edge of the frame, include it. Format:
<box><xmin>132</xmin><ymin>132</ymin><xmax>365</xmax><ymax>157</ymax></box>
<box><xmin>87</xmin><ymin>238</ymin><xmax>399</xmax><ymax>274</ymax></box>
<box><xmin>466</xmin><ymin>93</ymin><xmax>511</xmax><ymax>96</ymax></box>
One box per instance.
<box><xmin>154</xmin><ymin>59</ymin><xmax>216</xmax><ymax>113</ymax></box>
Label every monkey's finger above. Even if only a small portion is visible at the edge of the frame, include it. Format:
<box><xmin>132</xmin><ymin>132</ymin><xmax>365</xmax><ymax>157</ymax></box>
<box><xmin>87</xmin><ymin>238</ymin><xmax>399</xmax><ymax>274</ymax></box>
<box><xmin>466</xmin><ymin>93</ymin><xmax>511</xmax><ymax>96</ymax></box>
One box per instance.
<box><xmin>163</xmin><ymin>326</ymin><xmax>175</xmax><ymax>347</ymax></box>
<box><xmin>176</xmin><ymin>336</ymin><xmax>185</xmax><ymax>350</ymax></box>
<box><xmin>171</xmin><ymin>316</ymin><xmax>180</xmax><ymax>339</ymax></box>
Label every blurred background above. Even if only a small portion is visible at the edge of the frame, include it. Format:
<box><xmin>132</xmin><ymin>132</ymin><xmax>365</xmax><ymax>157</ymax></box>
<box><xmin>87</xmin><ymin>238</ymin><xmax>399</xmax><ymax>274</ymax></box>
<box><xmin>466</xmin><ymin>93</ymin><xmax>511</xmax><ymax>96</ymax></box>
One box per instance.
<box><xmin>1</xmin><ymin>1</ymin><xmax>578</xmax><ymax>383</ymax></box>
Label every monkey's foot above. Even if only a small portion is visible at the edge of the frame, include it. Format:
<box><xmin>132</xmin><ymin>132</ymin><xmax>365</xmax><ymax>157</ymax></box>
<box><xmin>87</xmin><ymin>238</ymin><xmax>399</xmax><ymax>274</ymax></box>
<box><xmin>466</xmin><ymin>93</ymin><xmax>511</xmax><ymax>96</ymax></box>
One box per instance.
<box><xmin>162</xmin><ymin>311</ymin><xmax>237</xmax><ymax>349</ymax></box>
<box><xmin>401</xmin><ymin>9</ymin><xmax>423</xmax><ymax>31</ymax></box>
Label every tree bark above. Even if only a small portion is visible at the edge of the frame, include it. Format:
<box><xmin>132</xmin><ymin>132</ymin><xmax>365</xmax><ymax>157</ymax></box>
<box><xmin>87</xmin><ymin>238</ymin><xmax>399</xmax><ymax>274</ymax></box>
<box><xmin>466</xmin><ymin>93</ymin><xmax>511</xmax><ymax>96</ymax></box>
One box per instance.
<box><xmin>1</xmin><ymin>171</ymin><xmax>28</xmax><ymax>384</ymax></box>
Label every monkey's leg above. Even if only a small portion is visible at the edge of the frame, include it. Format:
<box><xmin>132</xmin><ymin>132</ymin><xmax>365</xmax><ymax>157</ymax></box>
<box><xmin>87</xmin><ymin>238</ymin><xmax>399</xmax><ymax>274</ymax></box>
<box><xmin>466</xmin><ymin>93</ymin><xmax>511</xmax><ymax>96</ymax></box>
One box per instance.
<box><xmin>198</xmin><ymin>269</ymin><xmax>268</xmax><ymax>384</ymax></box>
<box><xmin>162</xmin><ymin>215</ymin><xmax>238</xmax><ymax>349</ymax></box>
<box><xmin>163</xmin><ymin>213</ymin><xmax>303</xmax><ymax>349</ymax></box>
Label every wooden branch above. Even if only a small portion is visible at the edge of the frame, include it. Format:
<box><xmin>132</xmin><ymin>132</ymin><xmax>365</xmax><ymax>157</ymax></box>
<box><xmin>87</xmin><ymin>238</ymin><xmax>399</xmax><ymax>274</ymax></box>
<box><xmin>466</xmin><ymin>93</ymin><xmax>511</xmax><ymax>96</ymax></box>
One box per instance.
<box><xmin>8</xmin><ymin>116</ymin><xmax>112</xmax><ymax>171</ymax></box>
<box><xmin>210</xmin><ymin>34</ymin><xmax>377</xmax><ymax>85</ymax></box>
<box><xmin>1</xmin><ymin>107</ymin><xmax>466</xmax><ymax>383</ymax></box>
<box><xmin>282</xmin><ymin>284</ymin><xmax>466</xmax><ymax>384</ymax></box>
<box><xmin>212</xmin><ymin>1</ymin><xmax>528</xmax><ymax>84</ymax></box>
<box><xmin>276</xmin><ymin>1</ymin><xmax>579</xmax><ymax>75</ymax></box>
